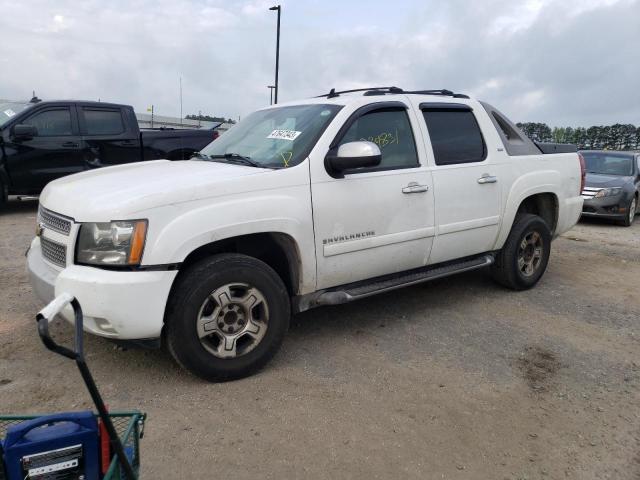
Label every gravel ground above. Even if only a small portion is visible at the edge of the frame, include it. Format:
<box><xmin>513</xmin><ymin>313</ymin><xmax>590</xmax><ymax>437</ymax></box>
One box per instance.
<box><xmin>1</xmin><ymin>199</ymin><xmax>639</xmax><ymax>479</ymax></box>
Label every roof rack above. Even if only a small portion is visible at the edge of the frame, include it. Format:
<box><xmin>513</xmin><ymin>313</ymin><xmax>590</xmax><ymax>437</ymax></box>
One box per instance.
<box><xmin>315</xmin><ymin>87</ymin><xmax>402</xmax><ymax>99</ymax></box>
<box><xmin>315</xmin><ymin>87</ymin><xmax>469</xmax><ymax>99</ymax></box>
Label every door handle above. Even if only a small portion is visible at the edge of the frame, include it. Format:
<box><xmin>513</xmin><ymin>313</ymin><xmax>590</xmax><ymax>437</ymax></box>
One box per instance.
<box><xmin>402</xmin><ymin>182</ymin><xmax>429</xmax><ymax>194</ymax></box>
<box><xmin>61</xmin><ymin>142</ymin><xmax>79</xmax><ymax>148</ymax></box>
<box><xmin>477</xmin><ymin>174</ymin><xmax>497</xmax><ymax>184</ymax></box>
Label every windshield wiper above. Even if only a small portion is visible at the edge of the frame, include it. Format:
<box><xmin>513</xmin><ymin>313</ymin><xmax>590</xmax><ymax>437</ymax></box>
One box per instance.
<box><xmin>207</xmin><ymin>153</ymin><xmax>261</xmax><ymax>168</ymax></box>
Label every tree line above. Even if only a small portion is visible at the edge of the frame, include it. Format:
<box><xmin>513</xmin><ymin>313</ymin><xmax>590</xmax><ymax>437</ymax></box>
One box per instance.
<box><xmin>186</xmin><ymin>114</ymin><xmax>236</xmax><ymax>124</ymax></box>
<box><xmin>516</xmin><ymin>122</ymin><xmax>640</xmax><ymax>150</ymax></box>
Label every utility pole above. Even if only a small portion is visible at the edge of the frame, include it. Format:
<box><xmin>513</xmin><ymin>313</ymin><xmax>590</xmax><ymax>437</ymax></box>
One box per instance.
<box><xmin>179</xmin><ymin>76</ymin><xmax>183</xmax><ymax>128</ymax></box>
<box><xmin>269</xmin><ymin>5</ymin><xmax>281</xmax><ymax>104</ymax></box>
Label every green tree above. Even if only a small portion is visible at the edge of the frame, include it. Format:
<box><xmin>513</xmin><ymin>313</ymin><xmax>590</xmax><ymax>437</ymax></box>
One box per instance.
<box><xmin>564</xmin><ymin>127</ymin><xmax>575</xmax><ymax>144</ymax></box>
<box><xmin>517</xmin><ymin>121</ymin><xmax>639</xmax><ymax>150</ymax></box>
<box><xmin>586</xmin><ymin>126</ymin><xmax>601</xmax><ymax>149</ymax></box>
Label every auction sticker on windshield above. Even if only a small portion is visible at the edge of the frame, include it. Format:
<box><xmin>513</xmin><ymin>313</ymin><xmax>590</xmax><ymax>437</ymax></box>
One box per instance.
<box><xmin>3</xmin><ymin>109</ymin><xmax>16</xmax><ymax>117</ymax></box>
<box><xmin>267</xmin><ymin>129</ymin><xmax>302</xmax><ymax>141</ymax></box>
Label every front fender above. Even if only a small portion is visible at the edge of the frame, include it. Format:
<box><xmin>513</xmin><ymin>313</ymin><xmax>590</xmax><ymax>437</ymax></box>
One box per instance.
<box><xmin>142</xmin><ymin>189</ymin><xmax>316</xmax><ymax>293</ymax></box>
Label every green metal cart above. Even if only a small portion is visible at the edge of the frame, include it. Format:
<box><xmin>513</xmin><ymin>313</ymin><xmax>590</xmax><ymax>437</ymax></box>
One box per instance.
<box><xmin>0</xmin><ymin>294</ymin><xmax>146</xmax><ymax>479</ymax></box>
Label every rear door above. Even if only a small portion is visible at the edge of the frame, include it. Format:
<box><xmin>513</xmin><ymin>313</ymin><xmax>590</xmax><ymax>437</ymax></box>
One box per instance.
<box><xmin>7</xmin><ymin>104</ymin><xmax>84</xmax><ymax>191</ymax></box>
<box><xmin>310</xmin><ymin>100</ymin><xmax>435</xmax><ymax>289</ymax></box>
<box><xmin>418</xmin><ymin>102</ymin><xmax>506</xmax><ymax>264</ymax></box>
<box><xmin>78</xmin><ymin>105</ymin><xmax>140</xmax><ymax>168</ymax></box>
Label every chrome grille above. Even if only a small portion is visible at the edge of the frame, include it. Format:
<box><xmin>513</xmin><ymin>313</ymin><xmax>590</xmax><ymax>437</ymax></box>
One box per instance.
<box><xmin>581</xmin><ymin>187</ymin><xmax>601</xmax><ymax>199</ymax></box>
<box><xmin>41</xmin><ymin>237</ymin><xmax>67</xmax><ymax>267</ymax></box>
<box><xmin>39</xmin><ymin>207</ymin><xmax>72</xmax><ymax>235</ymax></box>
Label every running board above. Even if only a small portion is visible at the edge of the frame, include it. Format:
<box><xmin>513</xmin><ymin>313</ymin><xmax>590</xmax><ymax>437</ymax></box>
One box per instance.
<box><xmin>310</xmin><ymin>254</ymin><xmax>494</xmax><ymax>308</ymax></box>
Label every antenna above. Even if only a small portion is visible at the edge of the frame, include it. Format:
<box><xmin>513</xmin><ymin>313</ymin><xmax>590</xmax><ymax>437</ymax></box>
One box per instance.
<box><xmin>179</xmin><ymin>76</ymin><xmax>183</xmax><ymax>128</ymax></box>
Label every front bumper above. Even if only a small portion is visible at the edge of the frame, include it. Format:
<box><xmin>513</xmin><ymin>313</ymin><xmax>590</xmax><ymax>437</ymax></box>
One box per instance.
<box><xmin>581</xmin><ymin>196</ymin><xmax>627</xmax><ymax>219</ymax></box>
<box><xmin>27</xmin><ymin>237</ymin><xmax>178</xmax><ymax>340</ymax></box>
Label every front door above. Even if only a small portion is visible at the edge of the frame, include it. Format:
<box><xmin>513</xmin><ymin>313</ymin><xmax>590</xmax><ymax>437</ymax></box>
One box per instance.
<box><xmin>419</xmin><ymin>103</ymin><xmax>504</xmax><ymax>264</ymax></box>
<box><xmin>8</xmin><ymin>105</ymin><xmax>84</xmax><ymax>192</ymax></box>
<box><xmin>310</xmin><ymin>101</ymin><xmax>435</xmax><ymax>289</ymax></box>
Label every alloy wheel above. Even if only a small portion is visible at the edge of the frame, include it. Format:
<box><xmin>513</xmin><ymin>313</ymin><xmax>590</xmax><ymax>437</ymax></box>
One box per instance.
<box><xmin>196</xmin><ymin>283</ymin><xmax>269</xmax><ymax>358</ymax></box>
<box><xmin>517</xmin><ymin>231</ymin><xmax>544</xmax><ymax>277</ymax></box>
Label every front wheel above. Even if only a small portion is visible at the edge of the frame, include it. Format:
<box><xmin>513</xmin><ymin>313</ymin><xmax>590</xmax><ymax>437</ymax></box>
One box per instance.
<box><xmin>620</xmin><ymin>196</ymin><xmax>637</xmax><ymax>227</ymax></box>
<box><xmin>166</xmin><ymin>253</ymin><xmax>290</xmax><ymax>381</ymax></box>
<box><xmin>491</xmin><ymin>214</ymin><xmax>552</xmax><ymax>290</ymax></box>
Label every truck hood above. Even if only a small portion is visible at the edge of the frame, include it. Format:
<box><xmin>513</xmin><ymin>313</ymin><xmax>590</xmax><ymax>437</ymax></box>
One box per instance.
<box><xmin>39</xmin><ymin>160</ymin><xmax>271</xmax><ymax>220</ymax></box>
<box><xmin>585</xmin><ymin>173</ymin><xmax>633</xmax><ymax>188</ymax></box>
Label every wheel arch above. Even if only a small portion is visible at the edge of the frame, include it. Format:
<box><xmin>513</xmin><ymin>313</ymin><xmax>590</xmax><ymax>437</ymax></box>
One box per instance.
<box><xmin>496</xmin><ymin>181</ymin><xmax>561</xmax><ymax>249</ymax></box>
<box><xmin>171</xmin><ymin>231</ymin><xmax>302</xmax><ymax>297</ymax></box>
<box><xmin>515</xmin><ymin>192</ymin><xmax>559</xmax><ymax>234</ymax></box>
<box><xmin>166</xmin><ymin>148</ymin><xmax>197</xmax><ymax>160</ymax></box>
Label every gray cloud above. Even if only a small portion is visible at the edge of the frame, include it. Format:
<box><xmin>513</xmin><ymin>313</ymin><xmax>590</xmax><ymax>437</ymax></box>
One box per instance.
<box><xmin>1</xmin><ymin>0</ymin><xmax>638</xmax><ymax>126</ymax></box>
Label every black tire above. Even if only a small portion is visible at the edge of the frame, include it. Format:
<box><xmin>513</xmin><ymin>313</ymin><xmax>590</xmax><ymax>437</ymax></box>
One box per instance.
<box><xmin>491</xmin><ymin>214</ymin><xmax>552</xmax><ymax>291</ymax></box>
<box><xmin>0</xmin><ymin>180</ymin><xmax>6</xmax><ymax>210</ymax></box>
<box><xmin>619</xmin><ymin>196</ymin><xmax>637</xmax><ymax>227</ymax></box>
<box><xmin>166</xmin><ymin>253</ymin><xmax>290</xmax><ymax>381</ymax></box>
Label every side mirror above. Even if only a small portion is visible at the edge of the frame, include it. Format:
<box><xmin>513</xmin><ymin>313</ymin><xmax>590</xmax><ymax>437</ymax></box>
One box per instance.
<box><xmin>325</xmin><ymin>141</ymin><xmax>382</xmax><ymax>178</ymax></box>
<box><xmin>13</xmin><ymin>124</ymin><xmax>38</xmax><ymax>141</ymax></box>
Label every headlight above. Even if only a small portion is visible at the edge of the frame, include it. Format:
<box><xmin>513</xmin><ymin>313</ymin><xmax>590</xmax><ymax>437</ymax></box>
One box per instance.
<box><xmin>76</xmin><ymin>220</ymin><xmax>147</xmax><ymax>266</ymax></box>
<box><xmin>594</xmin><ymin>187</ymin><xmax>623</xmax><ymax>198</ymax></box>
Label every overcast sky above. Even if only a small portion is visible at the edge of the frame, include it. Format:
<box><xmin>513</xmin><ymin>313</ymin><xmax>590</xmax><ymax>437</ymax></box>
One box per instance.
<box><xmin>1</xmin><ymin>0</ymin><xmax>638</xmax><ymax>126</ymax></box>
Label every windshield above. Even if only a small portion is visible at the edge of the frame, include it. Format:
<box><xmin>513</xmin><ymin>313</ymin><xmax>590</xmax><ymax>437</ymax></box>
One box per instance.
<box><xmin>583</xmin><ymin>152</ymin><xmax>634</xmax><ymax>176</ymax></box>
<box><xmin>199</xmin><ymin>104</ymin><xmax>342</xmax><ymax>168</ymax></box>
<box><xmin>0</xmin><ymin>102</ymin><xmax>31</xmax><ymax>128</ymax></box>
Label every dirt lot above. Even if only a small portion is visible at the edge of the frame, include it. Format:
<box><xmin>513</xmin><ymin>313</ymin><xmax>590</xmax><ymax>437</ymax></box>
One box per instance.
<box><xmin>1</xmin><ymin>199</ymin><xmax>638</xmax><ymax>479</ymax></box>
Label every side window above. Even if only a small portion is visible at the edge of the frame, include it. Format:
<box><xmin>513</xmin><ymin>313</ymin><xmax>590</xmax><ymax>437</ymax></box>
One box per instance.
<box><xmin>492</xmin><ymin>112</ymin><xmax>524</xmax><ymax>143</ymax></box>
<box><xmin>24</xmin><ymin>109</ymin><xmax>72</xmax><ymax>136</ymax></box>
<box><xmin>83</xmin><ymin>109</ymin><xmax>125</xmax><ymax>135</ymax></box>
<box><xmin>422</xmin><ymin>109</ymin><xmax>486</xmax><ymax>166</ymax></box>
<box><xmin>338</xmin><ymin>108</ymin><xmax>419</xmax><ymax>170</ymax></box>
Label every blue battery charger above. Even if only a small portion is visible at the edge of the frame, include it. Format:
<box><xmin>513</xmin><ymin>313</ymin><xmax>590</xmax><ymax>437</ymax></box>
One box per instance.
<box><xmin>2</xmin><ymin>411</ymin><xmax>99</xmax><ymax>480</ymax></box>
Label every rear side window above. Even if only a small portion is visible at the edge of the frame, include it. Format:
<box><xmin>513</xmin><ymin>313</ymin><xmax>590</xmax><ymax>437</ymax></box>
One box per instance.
<box><xmin>83</xmin><ymin>109</ymin><xmax>125</xmax><ymax>135</ymax></box>
<box><xmin>422</xmin><ymin>109</ymin><xmax>485</xmax><ymax>165</ymax></box>
<box><xmin>339</xmin><ymin>108</ymin><xmax>418</xmax><ymax>170</ymax></box>
<box><xmin>24</xmin><ymin>109</ymin><xmax>72</xmax><ymax>136</ymax></box>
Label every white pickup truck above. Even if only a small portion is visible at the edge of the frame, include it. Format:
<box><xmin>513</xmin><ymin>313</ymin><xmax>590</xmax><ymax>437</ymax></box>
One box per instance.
<box><xmin>27</xmin><ymin>87</ymin><xmax>584</xmax><ymax>381</ymax></box>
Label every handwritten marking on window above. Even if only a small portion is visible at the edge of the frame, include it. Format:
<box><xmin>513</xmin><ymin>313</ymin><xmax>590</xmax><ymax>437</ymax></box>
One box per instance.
<box><xmin>363</xmin><ymin>128</ymin><xmax>399</xmax><ymax>149</ymax></box>
<box><xmin>280</xmin><ymin>151</ymin><xmax>293</xmax><ymax>167</ymax></box>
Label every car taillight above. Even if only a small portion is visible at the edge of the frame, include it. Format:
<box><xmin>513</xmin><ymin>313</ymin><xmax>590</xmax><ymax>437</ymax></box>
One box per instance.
<box><xmin>212</xmin><ymin>131</ymin><xmax>219</xmax><ymax>141</ymax></box>
<box><xmin>578</xmin><ymin>152</ymin><xmax>586</xmax><ymax>195</ymax></box>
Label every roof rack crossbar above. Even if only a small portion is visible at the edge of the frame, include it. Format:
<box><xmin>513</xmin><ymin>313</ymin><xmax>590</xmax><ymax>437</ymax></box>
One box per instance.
<box><xmin>315</xmin><ymin>87</ymin><xmax>469</xmax><ymax>99</ymax></box>
<box><xmin>316</xmin><ymin>87</ymin><xmax>403</xmax><ymax>98</ymax></box>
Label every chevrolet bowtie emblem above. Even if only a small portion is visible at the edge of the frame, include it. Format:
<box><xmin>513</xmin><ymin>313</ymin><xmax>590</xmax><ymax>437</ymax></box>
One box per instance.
<box><xmin>36</xmin><ymin>222</ymin><xmax>45</xmax><ymax>237</ymax></box>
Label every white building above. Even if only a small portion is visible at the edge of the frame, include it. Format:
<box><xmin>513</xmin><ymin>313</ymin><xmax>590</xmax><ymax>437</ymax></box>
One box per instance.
<box><xmin>136</xmin><ymin>112</ymin><xmax>234</xmax><ymax>133</ymax></box>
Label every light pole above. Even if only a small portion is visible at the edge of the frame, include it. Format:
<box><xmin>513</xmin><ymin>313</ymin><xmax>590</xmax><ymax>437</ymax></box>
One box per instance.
<box><xmin>269</xmin><ymin>5</ymin><xmax>281</xmax><ymax>104</ymax></box>
<box><xmin>267</xmin><ymin>85</ymin><xmax>276</xmax><ymax>105</ymax></box>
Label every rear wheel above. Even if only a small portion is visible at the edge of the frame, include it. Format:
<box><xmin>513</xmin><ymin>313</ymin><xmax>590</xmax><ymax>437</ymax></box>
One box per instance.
<box><xmin>491</xmin><ymin>214</ymin><xmax>552</xmax><ymax>290</ymax></box>
<box><xmin>620</xmin><ymin>196</ymin><xmax>637</xmax><ymax>227</ymax></box>
<box><xmin>166</xmin><ymin>253</ymin><xmax>290</xmax><ymax>381</ymax></box>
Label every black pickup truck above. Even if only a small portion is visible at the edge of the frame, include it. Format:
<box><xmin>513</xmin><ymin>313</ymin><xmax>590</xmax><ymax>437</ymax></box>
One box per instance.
<box><xmin>0</xmin><ymin>99</ymin><xmax>217</xmax><ymax>203</ymax></box>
